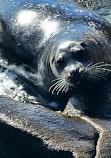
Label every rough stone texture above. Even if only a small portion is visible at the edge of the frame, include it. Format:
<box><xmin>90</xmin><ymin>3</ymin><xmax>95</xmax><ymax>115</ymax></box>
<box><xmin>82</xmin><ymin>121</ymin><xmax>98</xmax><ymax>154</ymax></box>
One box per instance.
<box><xmin>0</xmin><ymin>96</ymin><xmax>97</xmax><ymax>158</ymax></box>
<box><xmin>63</xmin><ymin>101</ymin><xmax>111</xmax><ymax>158</ymax></box>
<box><xmin>74</xmin><ymin>0</ymin><xmax>111</xmax><ymax>10</ymax></box>
<box><xmin>0</xmin><ymin>96</ymin><xmax>111</xmax><ymax>157</ymax></box>
<box><xmin>81</xmin><ymin>118</ymin><xmax>111</xmax><ymax>158</ymax></box>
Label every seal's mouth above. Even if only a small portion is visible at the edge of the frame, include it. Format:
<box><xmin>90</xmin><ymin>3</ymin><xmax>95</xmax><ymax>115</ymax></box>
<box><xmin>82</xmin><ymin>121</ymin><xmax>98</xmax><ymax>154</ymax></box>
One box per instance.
<box><xmin>49</xmin><ymin>61</ymin><xmax>111</xmax><ymax>95</ymax></box>
<box><xmin>49</xmin><ymin>65</ymin><xmax>86</xmax><ymax>95</ymax></box>
<box><xmin>66</xmin><ymin>61</ymin><xmax>111</xmax><ymax>84</ymax></box>
<box><xmin>64</xmin><ymin>65</ymin><xmax>86</xmax><ymax>84</ymax></box>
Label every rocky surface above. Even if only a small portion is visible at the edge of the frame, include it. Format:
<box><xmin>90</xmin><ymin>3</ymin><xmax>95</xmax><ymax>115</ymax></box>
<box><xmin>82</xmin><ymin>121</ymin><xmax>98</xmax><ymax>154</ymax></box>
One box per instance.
<box><xmin>0</xmin><ymin>96</ymin><xmax>110</xmax><ymax>157</ymax></box>
<box><xmin>63</xmin><ymin>100</ymin><xmax>111</xmax><ymax>158</ymax></box>
<box><xmin>74</xmin><ymin>0</ymin><xmax>111</xmax><ymax>10</ymax></box>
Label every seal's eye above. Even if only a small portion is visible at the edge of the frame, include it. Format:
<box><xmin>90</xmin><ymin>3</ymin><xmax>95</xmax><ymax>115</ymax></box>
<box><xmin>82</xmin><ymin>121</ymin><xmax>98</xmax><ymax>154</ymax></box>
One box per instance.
<box><xmin>56</xmin><ymin>57</ymin><xmax>65</xmax><ymax>66</ymax></box>
<box><xmin>51</xmin><ymin>58</ymin><xmax>55</xmax><ymax>64</ymax></box>
<box><xmin>73</xmin><ymin>49</ymin><xmax>87</xmax><ymax>62</ymax></box>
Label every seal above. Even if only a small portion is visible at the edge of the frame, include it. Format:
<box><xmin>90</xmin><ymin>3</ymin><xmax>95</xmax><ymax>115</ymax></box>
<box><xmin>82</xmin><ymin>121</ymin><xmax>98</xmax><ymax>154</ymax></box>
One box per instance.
<box><xmin>0</xmin><ymin>0</ymin><xmax>111</xmax><ymax>110</ymax></box>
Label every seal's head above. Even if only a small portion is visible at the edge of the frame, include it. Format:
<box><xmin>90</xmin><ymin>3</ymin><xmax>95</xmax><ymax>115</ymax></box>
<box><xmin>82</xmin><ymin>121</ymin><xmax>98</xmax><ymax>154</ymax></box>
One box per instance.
<box><xmin>49</xmin><ymin>35</ymin><xmax>111</xmax><ymax>95</ymax></box>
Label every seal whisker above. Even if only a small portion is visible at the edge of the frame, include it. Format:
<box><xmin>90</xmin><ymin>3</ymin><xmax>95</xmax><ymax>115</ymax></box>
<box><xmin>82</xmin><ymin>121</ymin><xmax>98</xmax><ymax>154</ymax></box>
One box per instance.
<box><xmin>52</xmin><ymin>83</ymin><xmax>63</xmax><ymax>94</ymax></box>
<box><xmin>62</xmin><ymin>82</ymin><xmax>67</xmax><ymax>93</ymax></box>
<box><xmin>65</xmin><ymin>83</ymin><xmax>69</xmax><ymax>93</ymax></box>
<box><xmin>50</xmin><ymin>77</ymin><xmax>70</xmax><ymax>95</ymax></box>
<box><xmin>89</xmin><ymin>70</ymin><xmax>105</xmax><ymax>75</ymax></box>
<box><xmin>52</xmin><ymin>81</ymin><xmax>65</xmax><ymax>94</ymax></box>
<box><xmin>51</xmin><ymin>81</ymin><xmax>64</xmax><ymax>93</ymax></box>
<box><xmin>88</xmin><ymin>69</ymin><xmax>107</xmax><ymax>80</ymax></box>
<box><xmin>86</xmin><ymin>63</ymin><xmax>111</xmax><ymax>79</ymax></box>
<box><xmin>55</xmin><ymin>79</ymin><xmax>70</xmax><ymax>95</ymax></box>
<box><xmin>51</xmin><ymin>78</ymin><xmax>64</xmax><ymax>82</ymax></box>
<box><xmin>94</xmin><ymin>64</ymin><xmax>111</xmax><ymax>69</ymax></box>
<box><xmin>57</xmin><ymin>82</ymin><xmax>66</xmax><ymax>95</ymax></box>
<box><xmin>89</xmin><ymin>62</ymin><xmax>104</xmax><ymax>68</ymax></box>
<box><xmin>98</xmin><ymin>64</ymin><xmax>111</xmax><ymax>67</ymax></box>
<box><xmin>86</xmin><ymin>62</ymin><xmax>105</xmax><ymax>72</ymax></box>
<box><xmin>90</xmin><ymin>75</ymin><xmax>100</xmax><ymax>81</ymax></box>
<box><xmin>49</xmin><ymin>79</ymin><xmax>64</xmax><ymax>91</ymax></box>
<box><xmin>95</xmin><ymin>73</ymin><xmax>106</xmax><ymax>78</ymax></box>
<box><xmin>86</xmin><ymin>63</ymin><xmax>111</xmax><ymax>72</ymax></box>
<box><xmin>62</xmin><ymin>85</ymin><xmax>66</xmax><ymax>93</ymax></box>
<box><xmin>65</xmin><ymin>82</ymin><xmax>73</xmax><ymax>93</ymax></box>
<box><xmin>64</xmin><ymin>85</ymin><xmax>68</xmax><ymax>93</ymax></box>
<box><xmin>85</xmin><ymin>62</ymin><xmax>93</xmax><ymax>69</ymax></box>
<box><xmin>93</xmin><ymin>74</ymin><xmax>107</xmax><ymax>80</ymax></box>
<box><xmin>96</xmin><ymin>68</ymin><xmax>111</xmax><ymax>72</ymax></box>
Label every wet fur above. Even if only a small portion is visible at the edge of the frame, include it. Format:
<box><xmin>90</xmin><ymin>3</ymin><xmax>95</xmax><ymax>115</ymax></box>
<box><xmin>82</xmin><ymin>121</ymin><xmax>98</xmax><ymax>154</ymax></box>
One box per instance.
<box><xmin>0</xmin><ymin>0</ymin><xmax>111</xmax><ymax>111</ymax></box>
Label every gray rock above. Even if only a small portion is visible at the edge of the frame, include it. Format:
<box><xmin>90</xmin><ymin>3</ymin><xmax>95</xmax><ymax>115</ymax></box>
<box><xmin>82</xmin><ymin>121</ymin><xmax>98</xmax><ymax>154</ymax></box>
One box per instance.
<box><xmin>0</xmin><ymin>97</ymin><xmax>97</xmax><ymax>158</ymax></box>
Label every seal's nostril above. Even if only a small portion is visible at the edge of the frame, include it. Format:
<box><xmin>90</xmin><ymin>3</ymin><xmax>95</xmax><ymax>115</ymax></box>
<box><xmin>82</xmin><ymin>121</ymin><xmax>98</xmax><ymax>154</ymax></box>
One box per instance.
<box><xmin>69</xmin><ymin>67</ymin><xmax>85</xmax><ymax>82</ymax></box>
<box><xmin>79</xmin><ymin>67</ymin><xmax>85</xmax><ymax>73</ymax></box>
<box><xmin>68</xmin><ymin>70</ymin><xmax>82</xmax><ymax>83</ymax></box>
<box><xmin>70</xmin><ymin>69</ymin><xmax>80</xmax><ymax>76</ymax></box>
